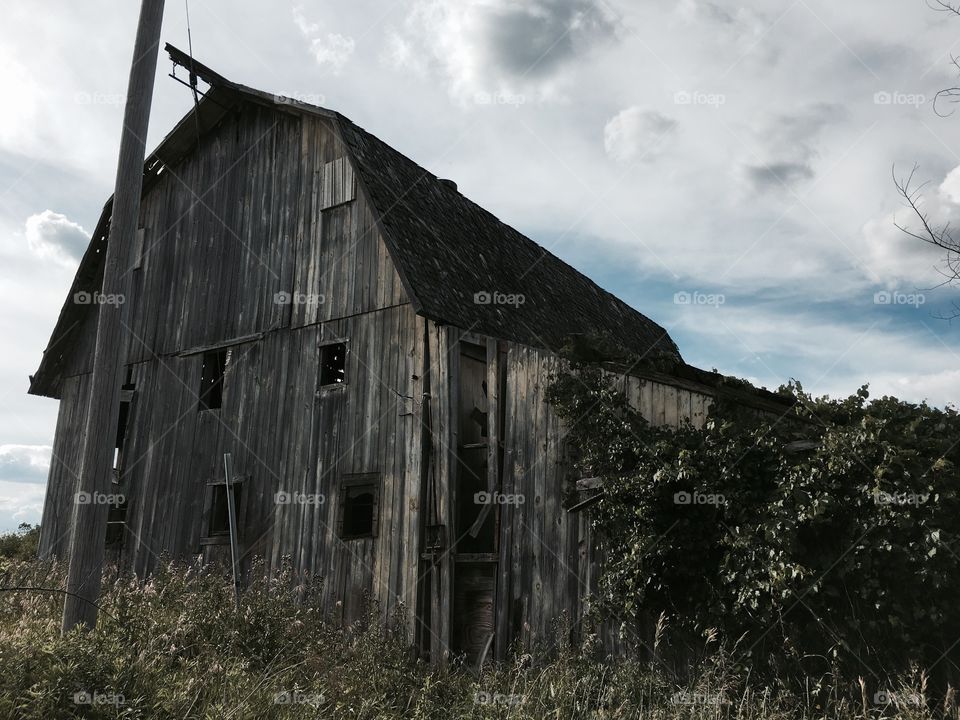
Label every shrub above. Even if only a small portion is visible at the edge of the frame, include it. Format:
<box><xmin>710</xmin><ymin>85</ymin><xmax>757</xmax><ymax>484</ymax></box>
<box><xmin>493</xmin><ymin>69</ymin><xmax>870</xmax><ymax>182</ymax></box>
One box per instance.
<box><xmin>546</xmin><ymin>364</ymin><xmax>960</xmax><ymax>684</ymax></box>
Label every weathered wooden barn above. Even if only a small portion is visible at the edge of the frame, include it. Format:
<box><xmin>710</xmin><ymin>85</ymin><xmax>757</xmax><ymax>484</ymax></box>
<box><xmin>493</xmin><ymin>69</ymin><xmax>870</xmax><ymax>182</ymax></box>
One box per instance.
<box><xmin>31</xmin><ymin>47</ymin><xmax>792</xmax><ymax>663</ymax></box>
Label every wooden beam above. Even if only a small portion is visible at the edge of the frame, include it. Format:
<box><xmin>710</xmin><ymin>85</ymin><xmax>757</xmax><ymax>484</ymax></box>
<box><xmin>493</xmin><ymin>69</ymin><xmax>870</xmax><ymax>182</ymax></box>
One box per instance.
<box><xmin>62</xmin><ymin>0</ymin><xmax>165</xmax><ymax>633</ymax></box>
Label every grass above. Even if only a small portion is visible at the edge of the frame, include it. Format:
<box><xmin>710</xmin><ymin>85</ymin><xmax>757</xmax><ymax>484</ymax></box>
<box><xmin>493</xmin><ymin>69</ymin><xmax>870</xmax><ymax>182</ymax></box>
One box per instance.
<box><xmin>0</xmin><ymin>556</ymin><xmax>955</xmax><ymax>719</ymax></box>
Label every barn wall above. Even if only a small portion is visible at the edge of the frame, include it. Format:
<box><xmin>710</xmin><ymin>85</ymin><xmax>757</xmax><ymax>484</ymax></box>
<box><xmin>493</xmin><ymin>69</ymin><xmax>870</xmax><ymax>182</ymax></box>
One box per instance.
<box><xmin>493</xmin><ymin>341</ymin><xmax>714</xmax><ymax>656</ymax></box>
<box><xmin>38</xmin><ymin>106</ymin><xmax>424</xmax><ymax>630</ymax></box>
<box><xmin>37</xmin><ymin>373</ymin><xmax>91</xmax><ymax>559</ymax></box>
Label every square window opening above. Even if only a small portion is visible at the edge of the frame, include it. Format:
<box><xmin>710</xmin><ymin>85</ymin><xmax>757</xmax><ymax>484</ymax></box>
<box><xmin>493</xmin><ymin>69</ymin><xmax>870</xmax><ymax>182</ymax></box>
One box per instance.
<box><xmin>208</xmin><ymin>484</ymin><xmax>241</xmax><ymax>537</ymax></box>
<box><xmin>319</xmin><ymin>342</ymin><xmax>346</xmax><ymax>386</ymax></box>
<box><xmin>199</xmin><ymin>350</ymin><xmax>229</xmax><ymax>410</ymax></box>
<box><xmin>339</xmin><ymin>476</ymin><xmax>378</xmax><ymax>539</ymax></box>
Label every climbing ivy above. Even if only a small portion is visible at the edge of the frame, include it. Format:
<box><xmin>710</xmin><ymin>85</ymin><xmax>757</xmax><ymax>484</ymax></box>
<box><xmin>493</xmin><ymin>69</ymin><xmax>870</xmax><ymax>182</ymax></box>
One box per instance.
<box><xmin>546</xmin><ymin>365</ymin><xmax>960</xmax><ymax>679</ymax></box>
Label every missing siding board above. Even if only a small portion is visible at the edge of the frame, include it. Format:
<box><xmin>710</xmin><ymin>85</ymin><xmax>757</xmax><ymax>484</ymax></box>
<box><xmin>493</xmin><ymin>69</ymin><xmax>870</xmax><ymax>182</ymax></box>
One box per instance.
<box><xmin>199</xmin><ymin>349</ymin><xmax>229</xmax><ymax>410</ymax></box>
<box><xmin>338</xmin><ymin>474</ymin><xmax>379</xmax><ymax>539</ymax></box>
<box><xmin>319</xmin><ymin>341</ymin><xmax>346</xmax><ymax>387</ymax></box>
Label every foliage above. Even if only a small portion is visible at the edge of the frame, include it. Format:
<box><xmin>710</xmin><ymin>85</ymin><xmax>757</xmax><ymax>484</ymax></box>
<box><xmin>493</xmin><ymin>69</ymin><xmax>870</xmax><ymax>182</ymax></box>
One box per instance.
<box><xmin>546</xmin><ymin>364</ymin><xmax>960</xmax><ymax>683</ymax></box>
<box><xmin>0</xmin><ymin>559</ymin><xmax>957</xmax><ymax>719</ymax></box>
<box><xmin>0</xmin><ymin>523</ymin><xmax>40</xmax><ymax>560</ymax></box>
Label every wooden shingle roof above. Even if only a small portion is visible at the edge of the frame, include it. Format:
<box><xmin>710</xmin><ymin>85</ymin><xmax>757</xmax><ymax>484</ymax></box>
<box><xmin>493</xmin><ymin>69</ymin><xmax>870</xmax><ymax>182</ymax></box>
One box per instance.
<box><xmin>29</xmin><ymin>47</ymin><xmax>680</xmax><ymax>397</ymax></box>
<box><xmin>335</xmin><ymin>116</ymin><xmax>680</xmax><ymax>361</ymax></box>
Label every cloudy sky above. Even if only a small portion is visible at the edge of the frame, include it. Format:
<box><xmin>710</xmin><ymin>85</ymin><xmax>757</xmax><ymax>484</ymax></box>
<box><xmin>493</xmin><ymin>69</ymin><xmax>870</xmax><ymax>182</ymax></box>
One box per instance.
<box><xmin>3</xmin><ymin>0</ymin><xmax>960</xmax><ymax>531</ymax></box>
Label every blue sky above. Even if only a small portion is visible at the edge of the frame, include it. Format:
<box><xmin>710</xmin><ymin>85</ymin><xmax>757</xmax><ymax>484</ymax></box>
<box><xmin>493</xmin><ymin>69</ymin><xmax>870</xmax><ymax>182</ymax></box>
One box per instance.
<box><xmin>3</xmin><ymin>0</ymin><xmax>960</xmax><ymax>531</ymax></box>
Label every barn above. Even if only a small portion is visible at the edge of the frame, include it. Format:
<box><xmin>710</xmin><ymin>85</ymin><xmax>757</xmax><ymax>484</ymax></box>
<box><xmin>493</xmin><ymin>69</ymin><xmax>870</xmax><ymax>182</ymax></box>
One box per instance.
<box><xmin>30</xmin><ymin>46</ymin><xmax>792</xmax><ymax>664</ymax></box>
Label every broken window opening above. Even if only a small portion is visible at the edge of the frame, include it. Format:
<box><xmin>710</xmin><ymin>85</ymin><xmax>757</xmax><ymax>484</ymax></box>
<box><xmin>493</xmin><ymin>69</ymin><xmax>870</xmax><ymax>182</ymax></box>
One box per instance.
<box><xmin>319</xmin><ymin>342</ymin><xmax>347</xmax><ymax>386</ymax></box>
<box><xmin>199</xmin><ymin>350</ymin><xmax>229</xmax><ymax>410</ymax></box>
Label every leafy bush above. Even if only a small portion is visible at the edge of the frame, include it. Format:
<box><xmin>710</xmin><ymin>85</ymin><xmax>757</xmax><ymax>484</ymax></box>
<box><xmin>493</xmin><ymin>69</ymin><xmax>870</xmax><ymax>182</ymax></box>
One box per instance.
<box><xmin>0</xmin><ymin>523</ymin><xmax>40</xmax><ymax>560</ymax></box>
<box><xmin>546</xmin><ymin>365</ymin><xmax>960</xmax><ymax>683</ymax></box>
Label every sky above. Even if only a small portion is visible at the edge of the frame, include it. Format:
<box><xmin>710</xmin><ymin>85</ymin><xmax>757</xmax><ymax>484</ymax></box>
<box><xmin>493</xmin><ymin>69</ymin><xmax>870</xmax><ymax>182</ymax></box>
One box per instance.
<box><xmin>3</xmin><ymin>0</ymin><xmax>960</xmax><ymax>532</ymax></box>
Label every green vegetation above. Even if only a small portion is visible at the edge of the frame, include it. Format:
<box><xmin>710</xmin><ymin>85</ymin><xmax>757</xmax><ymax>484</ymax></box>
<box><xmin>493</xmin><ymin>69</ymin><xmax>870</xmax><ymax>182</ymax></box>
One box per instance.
<box><xmin>0</xmin><ymin>558</ymin><xmax>954</xmax><ymax>719</ymax></box>
<box><xmin>3</xmin><ymin>370</ymin><xmax>959</xmax><ymax>717</ymax></box>
<box><xmin>547</xmin><ymin>365</ymin><xmax>960</xmax><ymax>687</ymax></box>
<box><xmin>0</xmin><ymin>523</ymin><xmax>40</xmax><ymax>561</ymax></box>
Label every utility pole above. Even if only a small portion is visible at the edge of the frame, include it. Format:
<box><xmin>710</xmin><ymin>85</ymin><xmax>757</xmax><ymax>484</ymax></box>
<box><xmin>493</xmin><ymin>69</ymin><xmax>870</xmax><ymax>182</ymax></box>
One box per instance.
<box><xmin>62</xmin><ymin>0</ymin><xmax>165</xmax><ymax>633</ymax></box>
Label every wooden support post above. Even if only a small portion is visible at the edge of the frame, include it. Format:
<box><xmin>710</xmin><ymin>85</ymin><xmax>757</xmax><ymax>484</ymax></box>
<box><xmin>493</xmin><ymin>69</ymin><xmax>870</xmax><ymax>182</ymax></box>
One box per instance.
<box><xmin>223</xmin><ymin>453</ymin><xmax>241</xmax><ymax>607</ymax></box>
<box><xmin>62</xmin><ymin>0</ymin><xmax>165</xmax><ymax>633</ymax></box>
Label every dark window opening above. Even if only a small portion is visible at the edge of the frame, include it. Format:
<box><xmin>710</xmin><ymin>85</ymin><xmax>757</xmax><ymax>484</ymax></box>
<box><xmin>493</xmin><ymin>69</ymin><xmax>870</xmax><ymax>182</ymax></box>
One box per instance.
<box><xmin>208</xmin><ymin>484</ymin><xmax>241</xmax><ymax>536</ymax></box>
<box><xmin>319</xmin><ymin>342</ymin><xmax>346</xmax><ymax>386</ymax></box>
<box><xmin>105</xmin><ymin>497</ymin><xmax>128</xmax><ymax>547</ymax></box>
<box><xmin>113</xmin><ymin>399</ymin><xmax>131</xmax><ymax>478</ymax></box>
<box><xmin>339</xmin><ymin>476</ymin><xmax>378</xmax><ymax>539</ymax></box>
<box><xmin>199</xmin><ymin>350</ymin><xmax>229</xmax><ymax>410</ymax></box>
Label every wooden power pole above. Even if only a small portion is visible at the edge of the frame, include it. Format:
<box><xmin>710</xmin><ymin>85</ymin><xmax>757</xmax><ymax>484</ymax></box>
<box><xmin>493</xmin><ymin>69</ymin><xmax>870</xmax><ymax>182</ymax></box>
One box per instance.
<box><xmin>62</xmin><ymin>0</ymin><xmax>165</xmax><ymax>633</ymax></box>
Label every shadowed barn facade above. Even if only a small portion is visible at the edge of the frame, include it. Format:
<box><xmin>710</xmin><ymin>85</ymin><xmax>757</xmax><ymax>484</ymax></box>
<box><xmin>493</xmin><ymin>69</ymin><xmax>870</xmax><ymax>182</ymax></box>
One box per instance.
<box><xmin>30</xmin><ymin>48</ymin><xmax>791</xmax><ymax>664</ymax></box>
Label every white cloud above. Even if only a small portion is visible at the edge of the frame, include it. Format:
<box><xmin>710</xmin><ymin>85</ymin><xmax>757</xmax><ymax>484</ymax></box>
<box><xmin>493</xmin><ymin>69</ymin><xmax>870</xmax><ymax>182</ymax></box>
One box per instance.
<box><xmin>0</xmin><ymin>480</ymin><xmax>46</xmax><ymax>531</ymax></box>
<box><xmin>0</xmin><ymin>444</ymin><xmax>51</xmax><ymax>484</ymax></box>
<box><xmin>939</xmin><ymin>164</ymin><xmax>960</xmax><ymax>204</ymax></box>
<box><xmin>24</xmin><ymin>210</ymin><xmax>87</xmax><ymax>266</ymax></box>
<box><xmin>603</xmin><ymin>107</ymin><xmax>677</xmax><ymax>164</ymax></box>
<box><xmin>384</xmin><ymin>0</ymin><xmax>619</xmax><ymax>103</ymax></box>
<box><xmin>292</xmin><ymin>6</ymin><xmax>355</xmax><ymax>74</ymax></box>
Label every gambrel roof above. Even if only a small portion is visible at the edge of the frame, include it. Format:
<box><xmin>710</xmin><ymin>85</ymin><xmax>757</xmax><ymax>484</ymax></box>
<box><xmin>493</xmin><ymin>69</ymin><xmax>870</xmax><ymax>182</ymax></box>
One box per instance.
<box><xmin>29</xmin><ymin>45</ymin><xmax>680</xmax><ymax>398</ymax></box>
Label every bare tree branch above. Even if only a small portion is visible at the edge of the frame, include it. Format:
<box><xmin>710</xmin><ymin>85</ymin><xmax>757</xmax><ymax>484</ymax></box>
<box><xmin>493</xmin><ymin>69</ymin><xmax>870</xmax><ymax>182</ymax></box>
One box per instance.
<box><xmin>893</xmin><ymin>164</ymin><xmax>960</xmax><ymax>318</ymax></box>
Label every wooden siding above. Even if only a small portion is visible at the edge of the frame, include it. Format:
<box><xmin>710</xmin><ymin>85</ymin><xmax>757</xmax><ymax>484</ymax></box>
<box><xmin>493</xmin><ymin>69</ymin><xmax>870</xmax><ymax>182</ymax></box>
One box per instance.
<box><xmin>39</xmin><ymin>107</ymin><xmax>422</xmax><ymax>632</ymax></box>
<box><xmin>38</xmin><ymin>99</ymin><xmax>724</xmax><ymax>661</ymax></box>
<box><xmin>495</xmin><ymin>341</ymin><xmax>714</xmax><ymax>655</ymax></box>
